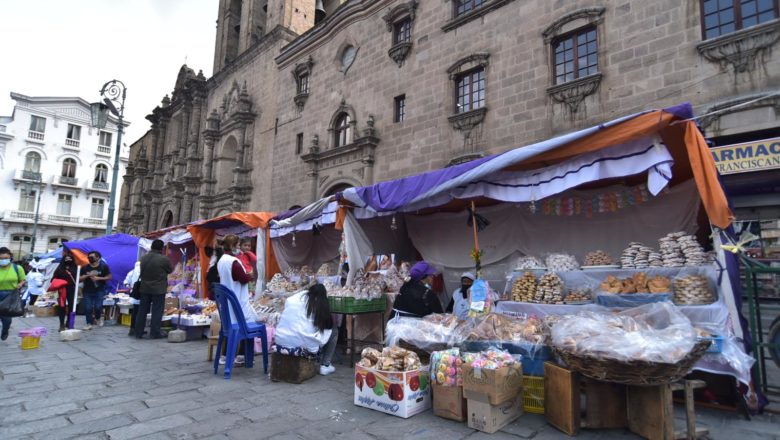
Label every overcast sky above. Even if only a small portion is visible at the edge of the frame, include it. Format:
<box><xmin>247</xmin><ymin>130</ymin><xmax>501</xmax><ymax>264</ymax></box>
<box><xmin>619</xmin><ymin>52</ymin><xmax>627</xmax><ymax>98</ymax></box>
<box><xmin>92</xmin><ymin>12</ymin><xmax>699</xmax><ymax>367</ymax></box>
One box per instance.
<box><xmin>0</xmin><ymin>0</ymin><xmax>217</xmax><ymax>144</ymax></box>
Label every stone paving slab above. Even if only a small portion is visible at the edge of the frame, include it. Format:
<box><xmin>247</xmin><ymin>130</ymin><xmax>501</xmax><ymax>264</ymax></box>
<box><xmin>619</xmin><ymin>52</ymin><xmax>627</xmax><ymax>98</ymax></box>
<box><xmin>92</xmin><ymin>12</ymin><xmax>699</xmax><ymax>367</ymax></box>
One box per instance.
<box><xmin>1</xmin><ymin>316</ymin><xmax>778</xmax><ymax>440</ymax></box>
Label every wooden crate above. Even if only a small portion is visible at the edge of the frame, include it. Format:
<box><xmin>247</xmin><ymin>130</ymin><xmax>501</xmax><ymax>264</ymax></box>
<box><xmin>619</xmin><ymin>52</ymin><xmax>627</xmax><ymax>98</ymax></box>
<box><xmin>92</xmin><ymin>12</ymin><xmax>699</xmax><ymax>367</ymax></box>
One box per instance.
<box><xmin>270</xmin><ymin>352</ymin><xmax>318</xmax><ymax>384</ymax></box>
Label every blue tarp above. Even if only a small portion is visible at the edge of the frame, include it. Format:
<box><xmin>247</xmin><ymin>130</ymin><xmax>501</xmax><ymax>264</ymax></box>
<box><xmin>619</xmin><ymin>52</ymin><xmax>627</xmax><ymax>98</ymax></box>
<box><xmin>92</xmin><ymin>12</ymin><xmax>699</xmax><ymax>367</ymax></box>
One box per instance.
<box><xmin>63</xmin><ymin>233</ymin><xmax>139</xmax><ymax>292</ymax></box>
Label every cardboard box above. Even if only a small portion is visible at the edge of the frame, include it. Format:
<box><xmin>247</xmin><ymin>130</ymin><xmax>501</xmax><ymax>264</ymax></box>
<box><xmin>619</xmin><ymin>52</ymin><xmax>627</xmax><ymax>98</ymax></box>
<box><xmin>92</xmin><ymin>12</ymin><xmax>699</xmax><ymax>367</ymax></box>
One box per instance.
<box><xmin>463</xmin><ymin>363</ymin><xmax>523</xmax><ymax>405</ymax></box>
<box><xmin>354</xmin><ymin>364</ymin><xmax>431</xmax><ymax>418</ymax></box>
<box><xmin>33</xmin><ymin>306</ymin><xmax>57</xmax><ymax>317</ymax></box>
<box><xmin>433</xmin><ymin>383</ymin><xmax>467</xmax><ymax>422</ymax></box>
<box><xmin>467</xmin><ymin>395</ymin><xmax>524</xmax><ymax>434</ymax></box>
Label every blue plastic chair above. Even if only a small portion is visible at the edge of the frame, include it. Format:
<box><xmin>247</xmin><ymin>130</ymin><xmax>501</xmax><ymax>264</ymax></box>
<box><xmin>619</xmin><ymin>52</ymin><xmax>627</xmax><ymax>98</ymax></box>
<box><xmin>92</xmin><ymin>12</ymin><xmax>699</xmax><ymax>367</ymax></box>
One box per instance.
<box><xmin>212</xmin><ymin>284</ymin><xmax>269</xmax><ymax>379</ymax></box>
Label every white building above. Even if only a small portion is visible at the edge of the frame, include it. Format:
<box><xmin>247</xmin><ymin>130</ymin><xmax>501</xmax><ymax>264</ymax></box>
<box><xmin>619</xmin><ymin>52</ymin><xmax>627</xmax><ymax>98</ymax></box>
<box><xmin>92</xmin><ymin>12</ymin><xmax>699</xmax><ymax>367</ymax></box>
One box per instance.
<box><xmin>0</xmin><ymin>93</ymin><xmax>130</xmax><ymax>259</ymax></box>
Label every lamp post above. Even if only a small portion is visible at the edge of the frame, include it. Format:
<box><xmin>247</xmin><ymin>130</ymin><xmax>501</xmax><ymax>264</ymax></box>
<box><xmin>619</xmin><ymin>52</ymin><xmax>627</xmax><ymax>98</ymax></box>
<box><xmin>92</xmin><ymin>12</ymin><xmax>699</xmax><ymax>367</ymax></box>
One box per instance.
<box><xmin>24</xmin><ymin>176</ymin><xmax>43</xmax><ymax>255</ymax></box>
<box><xmin>90</xmin><ymin>80</ymin><xmax>126</xmax><ymax>235</ymax></box>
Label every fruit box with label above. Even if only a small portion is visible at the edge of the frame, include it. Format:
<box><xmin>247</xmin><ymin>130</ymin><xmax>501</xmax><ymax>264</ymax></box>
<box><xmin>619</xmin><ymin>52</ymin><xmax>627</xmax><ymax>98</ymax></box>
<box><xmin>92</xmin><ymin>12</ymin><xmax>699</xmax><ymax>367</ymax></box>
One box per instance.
<box><xmin>433</xmin><ymin>382</ymin><xmax>467</xmax><ymax>422</ymax></box>
<box><xmin>467</xmin><ymin>395</ymin><xmax>524</xmax><ymax>434</ymax></box>
<box><xmin>354</xmin><ymin>364</ymin><xmax>431</xmax><ymax>418</ymax></box>
<box><xmin>463</xmin><ymin>363</ymin><xmax>523</xmax><ymax>405</ymax></box>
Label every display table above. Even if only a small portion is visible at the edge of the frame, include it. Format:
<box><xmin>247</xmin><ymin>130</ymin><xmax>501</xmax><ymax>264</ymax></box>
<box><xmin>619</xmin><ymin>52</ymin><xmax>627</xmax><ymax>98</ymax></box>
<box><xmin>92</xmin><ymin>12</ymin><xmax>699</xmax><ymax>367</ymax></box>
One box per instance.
<box><xmin>496</xmin><ymin>268</ymin><xmax>751</xmax><ymax>387</ymax></box>
<box><xmin>332</xmin><ymin>310</ymin><xmax>386</xmax><ymax>366</ymax></box>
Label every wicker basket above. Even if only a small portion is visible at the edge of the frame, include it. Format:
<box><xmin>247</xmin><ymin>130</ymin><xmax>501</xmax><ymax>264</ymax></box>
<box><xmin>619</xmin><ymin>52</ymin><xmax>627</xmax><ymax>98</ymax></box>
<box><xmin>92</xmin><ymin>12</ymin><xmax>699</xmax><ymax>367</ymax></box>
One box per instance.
<box><xmin>551</xmin><ymin>340</ymin><xmax>711</xmax><ymax>386</ymax></box>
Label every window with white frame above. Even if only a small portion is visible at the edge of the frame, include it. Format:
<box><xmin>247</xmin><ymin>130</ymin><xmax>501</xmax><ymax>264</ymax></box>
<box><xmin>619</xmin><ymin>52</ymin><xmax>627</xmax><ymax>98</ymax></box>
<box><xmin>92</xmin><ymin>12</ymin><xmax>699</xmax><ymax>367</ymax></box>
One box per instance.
<box><xmin>334</xmin><ymin>113</ymin><xmax>352</xmax><ymax>148</ymax></box>
<box><xmin>18</xmin><ymin>189</ymin><xmax>36</xmax><ymax>212</ymax></box>
<box><xmin>62</xmin><ymin>158</ymin><xmax>77</xmax><ymax>178</ymax></box>
<box><xmin>29</xmin><ymin>115</ymin><xmax>46</xmax><ymax>133</ymax></box>
<box><xmin>57</xmin><ymin>194</ymin><xmax>72</xmax><ymax>216</ymax></box>
<box><xmin>66</xmin><ymin>124</ymin><xmax>81</xmax><ymax>141</ymax></box>
<box><xmin>99</xmin><ymin>131</ymin><xmax>113</xmax><ymax>147</ymax></box>
<box><xmin>24</xmin><ymin>152</ymin><xmax>41</xmax><ymax>172</ymax></box>
<box><xmin>94</xmin><ymin>164</ymin><xmax>108</xmax><ymax>183</ymax></box>
<box><xmin>90</xmin><ymin>198</ymin><xmax>105</xmax><ymax>218</ymax></box>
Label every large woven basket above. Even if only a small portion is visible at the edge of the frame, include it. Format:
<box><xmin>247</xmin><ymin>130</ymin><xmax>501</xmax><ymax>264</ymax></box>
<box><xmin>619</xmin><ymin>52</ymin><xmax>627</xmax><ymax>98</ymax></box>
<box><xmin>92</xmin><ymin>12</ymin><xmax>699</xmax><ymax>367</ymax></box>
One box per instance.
<box><xmin>551</xmin><ymin>340</ymin><xmax>711</xmax><ymax>386</ymax></box>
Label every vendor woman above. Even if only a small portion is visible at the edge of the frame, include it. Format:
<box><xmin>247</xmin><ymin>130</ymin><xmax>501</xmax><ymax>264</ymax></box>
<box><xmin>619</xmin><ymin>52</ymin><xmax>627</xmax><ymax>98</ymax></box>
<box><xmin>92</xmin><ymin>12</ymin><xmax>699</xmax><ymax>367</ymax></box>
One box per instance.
<box><xmin>446</xmin><ymin>272</ymin><xmax>475</xmax><ymax>320</ymax></box>
<box><xmin>274</xmin><ymin>283</ymin><xmax>338</xmax><ymax>376</ymax></box>
<box><xmin>393</xmin><ymin>261</ymin><xmax>443</xmax><ymax>318</ymax></box>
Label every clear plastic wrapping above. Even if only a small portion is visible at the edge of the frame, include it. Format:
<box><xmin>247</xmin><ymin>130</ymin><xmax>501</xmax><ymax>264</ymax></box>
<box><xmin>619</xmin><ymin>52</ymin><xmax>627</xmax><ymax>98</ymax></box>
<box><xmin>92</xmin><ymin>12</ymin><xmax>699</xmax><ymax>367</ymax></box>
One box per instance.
<box><xmin>550</xmin><ymin>302</ymin><xmax>697</xmax><ymax>363</ymax></box>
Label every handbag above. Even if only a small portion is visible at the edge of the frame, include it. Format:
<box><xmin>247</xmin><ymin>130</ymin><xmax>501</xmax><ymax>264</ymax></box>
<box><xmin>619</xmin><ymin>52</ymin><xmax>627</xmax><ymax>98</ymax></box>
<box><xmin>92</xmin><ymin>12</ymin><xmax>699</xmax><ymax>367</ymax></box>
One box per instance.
<box><xmin>0</xmin><ymin>263</ymin><xmax>26</xmax><ymax>317</ymax></box>
<box><xmin>130</xmin><ymin>280</ymin><xmax>142</xmax><ymax>300</ymax></box>
<box><xmin>0</xmin><ymin>288</ymin><xmax>25</xmax><ymax>317</ymax></box>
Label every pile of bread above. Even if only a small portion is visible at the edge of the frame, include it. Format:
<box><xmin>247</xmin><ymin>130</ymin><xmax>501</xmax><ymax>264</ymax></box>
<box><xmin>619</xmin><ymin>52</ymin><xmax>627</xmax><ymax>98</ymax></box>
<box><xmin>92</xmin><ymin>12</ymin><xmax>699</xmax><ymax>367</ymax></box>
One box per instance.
<box><xmin>358</xmin><ymin>346</ymin><xmax>422</xmax><ymax>371</ymax></box>
<box><xmin>599</xmin><ymin>272</ymin><xmax>671</xmax><ymax>294</ymax></box>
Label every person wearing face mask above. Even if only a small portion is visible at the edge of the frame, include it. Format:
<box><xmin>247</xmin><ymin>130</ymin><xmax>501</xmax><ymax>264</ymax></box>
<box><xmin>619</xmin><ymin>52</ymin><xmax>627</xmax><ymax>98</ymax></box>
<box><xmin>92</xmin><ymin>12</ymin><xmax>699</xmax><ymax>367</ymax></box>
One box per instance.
<box><xmin>0</xmin><ymin>247</ymin><xmax>26</xmax><ymax>341</ymax></box>
<box><xmin>446</xmin><ymin>272</ymin><xmax>475</xmax><ymax>320</ymax></box>
<box><xmin>392</xmin><ymin>261</ymin><xmax>443</xmax><ymax>318</ymax></box>
<box><xmin>52</xmin><ymin>250</ymin><xmax>78</xmax><ymax>332</ymax></box>
<box><xmin>79</xmin><ymin>251</ymin><xmax>112</xmax><ymax>330</ymax></box>
<box><xmin>134</xmin><ymin>239</ymin><xmax>173</xmax><ymax>339</ymax></box>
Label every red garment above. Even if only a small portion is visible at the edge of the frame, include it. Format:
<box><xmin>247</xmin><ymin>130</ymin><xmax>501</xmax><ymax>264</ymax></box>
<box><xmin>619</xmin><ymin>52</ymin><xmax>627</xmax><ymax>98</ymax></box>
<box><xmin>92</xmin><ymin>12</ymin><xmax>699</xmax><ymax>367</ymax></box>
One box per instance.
<box><xmin>231</xmin><ymin>260</ymin><xmax>253</xmax><ymax>284</ymax></box>
<box><xmin>237</xmin><ymin>251</ymin><xmax>257</xmax><ymax>277</ymax></box>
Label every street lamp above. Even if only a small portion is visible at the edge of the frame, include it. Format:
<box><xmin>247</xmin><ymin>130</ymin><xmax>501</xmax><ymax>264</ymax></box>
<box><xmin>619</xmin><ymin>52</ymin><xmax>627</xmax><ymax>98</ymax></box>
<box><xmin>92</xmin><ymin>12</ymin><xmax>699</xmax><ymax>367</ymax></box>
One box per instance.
<box><xmin>90</xmin><ymin>80</ymin><xmax>126</xmax><ymax>235</ymax></box>
<box><xmin>23</xmin><ymin>177</ymin><xmax>43</xmax><ymax>255</ymax></box>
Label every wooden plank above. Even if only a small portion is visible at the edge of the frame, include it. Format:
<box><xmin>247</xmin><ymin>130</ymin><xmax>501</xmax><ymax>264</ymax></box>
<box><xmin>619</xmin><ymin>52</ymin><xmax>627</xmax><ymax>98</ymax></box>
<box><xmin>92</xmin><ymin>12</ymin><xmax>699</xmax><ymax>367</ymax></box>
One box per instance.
<box><xmin>685</xmin><ymin>381</ymin><xmax>696</xmax><ymax>440</ymax></box>
<box><xmin>582</xmin><ymin>379</ymin><xmax>627</xmax><ymax>429</ymax></box>
<box><xmin>627</xmin><ymin>384</ymin><xmax>674</xmax><ymax>440</ymax></box>
<box><xmin>544</xmin><ymin>362</ymin><xmax>580</xmax><ymax>436</ymax></box>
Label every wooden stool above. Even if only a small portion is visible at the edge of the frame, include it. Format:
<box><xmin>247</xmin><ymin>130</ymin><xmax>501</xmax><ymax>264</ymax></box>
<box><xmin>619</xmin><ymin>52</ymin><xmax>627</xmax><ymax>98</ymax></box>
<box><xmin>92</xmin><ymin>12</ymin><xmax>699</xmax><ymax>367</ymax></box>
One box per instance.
<box><xmin>207</xmin><ymin>335</ymin><xmax>226</xmax><ymax>361</ymax></box>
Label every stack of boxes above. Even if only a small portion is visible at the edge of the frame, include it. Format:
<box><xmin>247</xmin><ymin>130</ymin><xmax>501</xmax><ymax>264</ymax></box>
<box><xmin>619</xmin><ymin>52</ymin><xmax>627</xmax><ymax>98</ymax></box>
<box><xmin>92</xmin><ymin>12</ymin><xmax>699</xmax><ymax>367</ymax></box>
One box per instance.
<box><xmin>430</xmin><ymin>349</ymin><xmax>525</xmax><ymax>433</ymax></box>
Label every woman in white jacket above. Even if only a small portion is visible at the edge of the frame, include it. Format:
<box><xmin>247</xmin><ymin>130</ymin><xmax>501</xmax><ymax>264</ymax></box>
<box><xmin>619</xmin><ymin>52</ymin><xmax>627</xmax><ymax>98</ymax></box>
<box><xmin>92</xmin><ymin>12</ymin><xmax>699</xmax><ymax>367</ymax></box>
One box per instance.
<box><xmin>274</xmin><ymin>283</ymin><xmax>338</xmax><ymax>375</ymax></box>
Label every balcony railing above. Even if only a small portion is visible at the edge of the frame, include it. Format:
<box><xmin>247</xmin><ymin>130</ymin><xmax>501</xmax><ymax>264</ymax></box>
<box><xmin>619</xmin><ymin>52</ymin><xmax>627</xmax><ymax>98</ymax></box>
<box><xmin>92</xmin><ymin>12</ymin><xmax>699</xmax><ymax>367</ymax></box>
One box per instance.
<box><xmin>65</xmin><ymin>138</ymin><xmax>80</xmax><ymax>147</ymax></box>
<box><xmin>22</xmin><ymin>170</ymin><xmax>42</xmax><ymax>181</ymax></box>
<box><xmin>9</xmin><ymin>210</ymin><xmax>35</xmax><ymax>220</ymax></box>
<box><xmin>28</xmin><ymin>130</ymin><xmax>44</xmax><ymax>141</ymax></box>
<box><xmin>97</xmin><ymin>145</ymin><xmax>111</xmax><ymax>154</ymax></box>
<box><xmin>83</xmin><ymin>218</ymin><xmax>107</xmax><ymax>226</ymax></box>
<box><xmin>59</xmin><ymin>176</ymin><xmax>78</xmax><ymax>186</ymax></box>
<box><xmin>92</xmin><ymin>181</ymin><xmax>109</xmax><ymax>190</ymax></box>
<box><xmin>48</xmin><ymin>214</ymin><xmax>79</xmax><ymax>223</ymax></box>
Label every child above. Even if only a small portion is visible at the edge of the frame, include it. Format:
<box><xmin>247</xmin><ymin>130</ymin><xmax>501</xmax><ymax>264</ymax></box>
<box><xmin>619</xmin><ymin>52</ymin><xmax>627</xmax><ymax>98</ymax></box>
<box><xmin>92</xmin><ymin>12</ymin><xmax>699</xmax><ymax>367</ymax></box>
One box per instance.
<box><xmin>237</xmin><ymin>237</ymin><xmax>257</xmax><ymax>280</ymax></box>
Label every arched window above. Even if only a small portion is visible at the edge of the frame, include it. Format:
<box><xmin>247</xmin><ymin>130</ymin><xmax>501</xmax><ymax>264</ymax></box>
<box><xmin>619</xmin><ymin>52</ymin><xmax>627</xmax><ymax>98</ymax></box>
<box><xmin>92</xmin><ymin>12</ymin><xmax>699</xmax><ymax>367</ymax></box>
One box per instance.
<box><xmin>24</xmin><ymin>152</ymin><xmax>41</xmax><ymax>172</ymax></box>
<box><xmin>62</xmin><ymin>158</ymin><xmax>77</xmax><ymax>178</ymax></box>
<box><xmin>94</xmin><ymin>164</ymin><xmax>108</xmax><ymax>183</ymax></box>
<box><xmin>334</xmin><ymin>113</ymin><xmax>351</xmax><ymax>148</ymax></box>
<box><xmin>162</xmin><ymin>210</ymin><xmax>174</xmax><ymax>228</ymax></box>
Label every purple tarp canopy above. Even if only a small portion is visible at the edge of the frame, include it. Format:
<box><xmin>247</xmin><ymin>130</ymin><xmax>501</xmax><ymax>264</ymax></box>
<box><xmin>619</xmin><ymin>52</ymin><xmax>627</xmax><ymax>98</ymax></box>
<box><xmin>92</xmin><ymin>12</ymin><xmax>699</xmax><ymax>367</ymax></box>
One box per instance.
<box><xmin>63</xmin><ymin>233</ymin><xmax>139</xmax><ymax>292</ymax></box>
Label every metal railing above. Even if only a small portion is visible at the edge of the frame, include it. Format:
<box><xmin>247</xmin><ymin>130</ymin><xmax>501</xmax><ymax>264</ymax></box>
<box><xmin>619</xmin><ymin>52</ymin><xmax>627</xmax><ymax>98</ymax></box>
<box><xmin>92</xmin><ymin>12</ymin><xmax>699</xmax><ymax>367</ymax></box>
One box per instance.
<box><xmin>59</xmin><ymin>176</ymin><xmax>78</xmax><ymax>186</ymax></box>
<box><xmin>92</xmin><ymin>181</ymin><xmax>109</xmax><ymax>190</ymax></box>
<box><xmin>48</xmin><ymin>214</ymin><xmax>79</xmax><ymax>223</ymax></box>
<box><xmin>22</xmin><ymin>170</ymin><xmax>42</xmax><ymax>181</ymax></box>
<box><xmin>65</xmin><ymin>138</ymin><xmax>80</xmax><ymax>147</ymax></box>
<box><xmin>9</xmin><ymin>210</ymin><xmax>35</xmax><ymax>219</ymax></box>
<box><xmin>28</xmin><ymin>130</ymin><xmax>44</xmax><ymax>141</ymax></box>
<box><xmin>742</xmin><ymin>258</ymin><xmax>780</xmax><ymax>395</ymax></box>
<box><xmin>83</xmin><ymin>218</ymin><xmax>107</xmax><ymax>226</ymax></box>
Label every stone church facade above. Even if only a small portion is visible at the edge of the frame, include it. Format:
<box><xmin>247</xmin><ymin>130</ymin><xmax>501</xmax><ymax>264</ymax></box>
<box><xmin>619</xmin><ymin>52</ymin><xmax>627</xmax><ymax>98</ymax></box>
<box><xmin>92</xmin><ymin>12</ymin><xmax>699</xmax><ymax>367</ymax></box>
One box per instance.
<box><xmin>119</xmin><ymin>0</ymin><xmax>780</xmax><ymax>234</ymax></box>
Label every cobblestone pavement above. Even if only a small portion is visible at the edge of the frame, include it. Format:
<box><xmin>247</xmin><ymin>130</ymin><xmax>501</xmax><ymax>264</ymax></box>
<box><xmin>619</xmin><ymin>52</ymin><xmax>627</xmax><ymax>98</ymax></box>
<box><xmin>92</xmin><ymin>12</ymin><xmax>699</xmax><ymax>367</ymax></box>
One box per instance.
<box><xmin>1</xmin><ymin>317</ymin><xmax>778</xmax><ymax>440</ymax></box>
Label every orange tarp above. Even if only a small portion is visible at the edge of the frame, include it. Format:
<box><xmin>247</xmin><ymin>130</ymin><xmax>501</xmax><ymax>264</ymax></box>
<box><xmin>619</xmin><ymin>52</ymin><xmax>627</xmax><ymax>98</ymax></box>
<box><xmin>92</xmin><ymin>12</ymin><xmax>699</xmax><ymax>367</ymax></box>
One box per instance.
<box><xmin>186</xmin><ymin>212</ymin><xmax>280</xmax><ymax>291</ymax></box>
<box><xmin>335</xmin><ymin>109</ymin><xmax>732</xmax><ymax>229</ymax></box>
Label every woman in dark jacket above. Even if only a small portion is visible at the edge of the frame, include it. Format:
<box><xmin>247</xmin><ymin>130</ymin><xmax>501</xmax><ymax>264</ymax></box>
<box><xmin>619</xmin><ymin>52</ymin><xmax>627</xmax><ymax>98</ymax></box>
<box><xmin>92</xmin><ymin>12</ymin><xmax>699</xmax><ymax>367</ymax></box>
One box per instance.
<box><xmin>52</xmin><ymin>250</ymin><xmax>78</xmax><ymax>332</ymax></box>
<box><xmin>392</xmin><ymin>261</ymin><xmax>443</xmax><ymax>318</ymax></box>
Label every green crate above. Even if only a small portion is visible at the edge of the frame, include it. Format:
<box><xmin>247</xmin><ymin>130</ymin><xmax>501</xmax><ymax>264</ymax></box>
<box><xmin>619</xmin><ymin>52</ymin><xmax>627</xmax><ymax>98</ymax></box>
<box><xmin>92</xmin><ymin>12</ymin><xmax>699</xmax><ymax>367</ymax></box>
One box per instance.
<box><xmin>328</xmin><ymin>295</ymin><xmax>386</xmax><ymax>313</ymax></box>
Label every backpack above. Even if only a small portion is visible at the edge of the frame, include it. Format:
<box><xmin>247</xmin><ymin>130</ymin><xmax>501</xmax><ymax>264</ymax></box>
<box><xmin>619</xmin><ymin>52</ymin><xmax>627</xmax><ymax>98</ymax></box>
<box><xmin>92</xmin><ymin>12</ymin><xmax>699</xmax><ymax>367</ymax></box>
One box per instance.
<box><xmin>206</xmin><ymin>264</ymin><xmax>220</xmax><ymax>284</ymax></box>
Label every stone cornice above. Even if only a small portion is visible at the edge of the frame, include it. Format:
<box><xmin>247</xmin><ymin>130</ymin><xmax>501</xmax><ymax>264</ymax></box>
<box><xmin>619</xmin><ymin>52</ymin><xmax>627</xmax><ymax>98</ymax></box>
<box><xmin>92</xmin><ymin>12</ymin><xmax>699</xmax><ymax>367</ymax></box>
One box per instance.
<box><xmin>542</xmin><ymin>7</ymin><xmax>606</xmax><ymax>42</ymax></box>
<box><xmin>442</xmin><ymin>0</ymin><xmax>516</xmax><ymax>33</ymax></box>
<box><xmin>276</xmin><ymin>0</ymin><xmax>391</xmax><ymax>68</ymax></box>
<box><xmin>210</xmin><ymin>26</ymin><xmax>299</xmax><ymax>87</ymax></box>
<box><xmin>546</xmin><ymin>73</ymin><xmax>602</xmax><ymax>113</ymax></box>
<box><xmin>697</xmin><ymin>19</ymin><xmax>780</xmax><ymax>73</ymax></box>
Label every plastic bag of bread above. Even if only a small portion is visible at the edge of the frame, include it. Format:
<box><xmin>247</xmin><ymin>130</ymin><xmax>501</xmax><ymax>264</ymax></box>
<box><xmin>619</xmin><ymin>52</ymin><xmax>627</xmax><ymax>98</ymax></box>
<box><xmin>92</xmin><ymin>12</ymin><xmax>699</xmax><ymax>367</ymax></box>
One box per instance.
<box><xmin>550</xmin><ymin>302</ymin><xmax>697</xmax><ymax>363</ymax></box>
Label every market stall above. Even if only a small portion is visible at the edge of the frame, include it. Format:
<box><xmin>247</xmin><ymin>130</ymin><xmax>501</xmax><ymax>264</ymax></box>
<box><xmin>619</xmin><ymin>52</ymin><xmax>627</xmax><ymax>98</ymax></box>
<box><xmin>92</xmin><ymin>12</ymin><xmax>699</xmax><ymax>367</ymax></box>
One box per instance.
<box><xmin>309</xmin><ymin>103</ymin><xmax>762</xmax><ymax>422</ymax></box>
<box><xmin>62</xmin><ymin>233</ymin><xmax>140</xmax><ymax>329</ymax></box>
